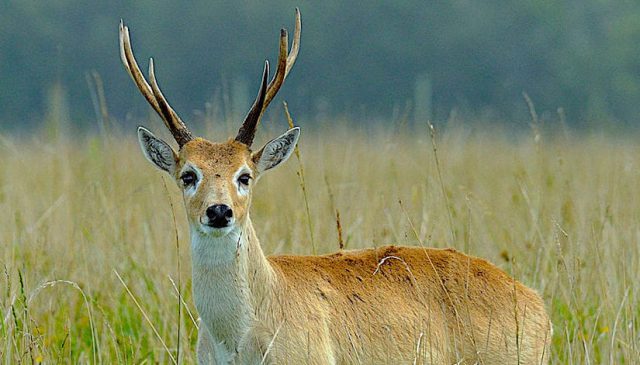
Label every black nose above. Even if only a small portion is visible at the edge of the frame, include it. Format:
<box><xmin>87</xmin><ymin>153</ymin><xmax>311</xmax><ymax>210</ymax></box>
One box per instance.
<box><xmin>205</xmin><ymin>204</ymin><xmax>233</xmax><ymax>228</ymax></box>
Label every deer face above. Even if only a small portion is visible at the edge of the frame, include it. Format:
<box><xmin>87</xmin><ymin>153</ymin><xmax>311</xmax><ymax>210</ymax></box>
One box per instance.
<box><xmin>178</xmin><ymin>140</ymin><xmax>252</xmax><ymax>236</ymax></box>
<box><xmin>137</xmin><ymin>127</ymin><xmax>300</xmax><ymax>237</ymax></box>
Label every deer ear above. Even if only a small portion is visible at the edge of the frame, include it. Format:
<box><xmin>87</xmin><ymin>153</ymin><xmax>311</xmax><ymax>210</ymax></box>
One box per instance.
<box><xmin>252</xmin><ymin>127</ymin><xmax>300</xmax><ymax>175</ymax></box>
<box><xmin>137</xmin><ymin>126</ymin><xmax>178</xmax><ymax>175</ymax></box>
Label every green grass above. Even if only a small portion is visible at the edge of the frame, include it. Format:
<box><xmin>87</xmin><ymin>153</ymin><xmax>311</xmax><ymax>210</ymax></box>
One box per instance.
<box><xmin>1</xmin><ymin>123</ymin><xmax>639</xmax><ymax>363</ymax></box>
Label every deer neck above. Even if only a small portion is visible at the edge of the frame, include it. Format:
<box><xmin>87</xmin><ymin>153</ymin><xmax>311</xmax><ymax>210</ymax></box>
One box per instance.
<box><xmin>190</xmin><ymin>215</ymin><xmax>278</xmax><ymax>353</ymax></box>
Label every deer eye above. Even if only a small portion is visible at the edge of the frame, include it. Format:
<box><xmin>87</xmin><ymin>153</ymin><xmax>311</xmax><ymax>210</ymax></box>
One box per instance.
<box><xmin>180</xmin><ymin>171</ymin><xmax>197</xmax><ymax>187</ymax></box>
<box><xmin>237</xmin><ymin>173</ymin><xmax>252</xmax><ymax>186</ymax></box>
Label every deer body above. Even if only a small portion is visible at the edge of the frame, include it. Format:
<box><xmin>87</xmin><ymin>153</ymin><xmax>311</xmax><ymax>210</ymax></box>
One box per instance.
<box><xmin>191</xmin><ymin>214</ymin><xmax>550</xmax><ymax>364</ymax></box>
<box><xmin>120</xmin><ymin>10</ymin><xmax>551</xmax><ymax>364</ymax></box>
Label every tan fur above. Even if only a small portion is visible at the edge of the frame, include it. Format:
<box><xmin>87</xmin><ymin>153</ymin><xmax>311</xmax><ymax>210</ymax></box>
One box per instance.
<box><xmin>265</xmin><ymin>247</ymin><xmax>550</xmax><ymax>364</ymax></box>
<box><xmin>164</xmin><ymin>138</ymin><xmax>552</xmax><ymax>364</ymax></box>
<box><xmin>177</xmin><ymin>139</ymin><xmax>254</xmax><ymax>227</ymax></box>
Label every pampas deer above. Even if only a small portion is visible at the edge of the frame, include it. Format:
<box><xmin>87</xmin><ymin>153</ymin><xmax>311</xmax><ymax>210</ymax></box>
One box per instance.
<box><xmin>120</xmin><ymin>10</ymin><xmax>551</xmax><ymax>364</ymax></box>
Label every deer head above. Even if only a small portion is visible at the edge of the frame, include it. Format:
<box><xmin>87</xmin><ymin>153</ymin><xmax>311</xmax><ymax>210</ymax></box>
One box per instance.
<box><xmin>120</xmin><ymin>10</ymin><xmax>301</xmax><ymax>237</ymax></box>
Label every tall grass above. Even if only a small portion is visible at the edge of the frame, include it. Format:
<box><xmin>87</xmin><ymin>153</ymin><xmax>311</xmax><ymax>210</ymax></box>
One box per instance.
<box><xmin>1</xmin><ymin>123</ymin><xmax>638</xmax><ymax>363</ymax></box>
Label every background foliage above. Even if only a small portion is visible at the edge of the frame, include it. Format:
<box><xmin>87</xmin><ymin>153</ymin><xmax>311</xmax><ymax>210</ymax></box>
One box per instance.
<box><xmin>2</xmin><ymin>1</ymin><xmax>640</xmax><ymax>131</ymax></box>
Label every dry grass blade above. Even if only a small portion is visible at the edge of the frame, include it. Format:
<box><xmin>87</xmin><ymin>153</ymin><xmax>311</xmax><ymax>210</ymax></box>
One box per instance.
<box><xmin>168</xmin><ymin>276</ymin><xmax>198</xmax><ymax>329</ymax></box>
<box><xmin>427</xmin><ymin>121</ymin><xmax>456</xmax><ymax>244</ymax></box>
<box><xmin>114</xmin><ymin>270</ymin><xmax>177</xmax><ymax>365</ymax></box>
<box><xmin>398</xmin><ymin>199</ymin><xmax>465</xmax><ymax>348</ymax></box>
<box><xmin>413</xmin><ymin>332</ymin><xmax>424</xmax><ymax>365</ymax></box>
<box><xmin>260</xmin><ymin>323</ymin><xmax>283</xmax><ymax>365</ymax></box>
<box><xmin>27</xmin><ymin>279</ymin><xmax>99</xmax><ymax>364</ymax></box>
<box><xmin>610</xmin><ymin>287</ymin><xmax>631</xmax><ymax>364</ymax></box>
<box><xmin>283</xmin><ymin>101</ymin><xmax>316</xmax><ymax>254</ymax></box>
<box><xmin>86</xmin><ymin>70</ymin><xmax>110</xmax><ymax>136</ymax></box>
<box><xmin>335</xmin><ymin>209</ymin><xmax>344</xmax><ymax>250</ymax></box>
<box><xmin>522</xmin><ymin>92</ymin><xmax>541</xmax><ymax>144</ymax></box>
<box><xmin>27</xmin><ymin>194</ymin><xmax>66</xmax><ymax>234</ymax></box>
<box><xmin>162</xmin><ymin>177</ymin><xmax>182</xmax><ymax>364</ymax></box>
<box><xmin>324</xmin><ymin>175</ymin><xmax>344</xmax><ymax>250</ymax></box>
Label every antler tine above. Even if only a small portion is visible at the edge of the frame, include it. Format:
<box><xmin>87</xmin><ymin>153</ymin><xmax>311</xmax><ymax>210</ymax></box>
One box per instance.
<box><xmin>148</xmin><ymin>59</ymin><xmax>194</xmax><ymax>147</ymax></box>
<box><xmin>119</xmin><ymin>20</ymin><xmax>193</xmax><ymax>147</ymax></box>
<box><xmin>235</xmin><ymin>9</ymin><xmax>301</xmax><ymax>146</ymax></box>
<box><xmin>119</xmin><ymin>22</ymin><xmax>158</xmax><ymax>113</ymax></box>
<box><xmin>286</xmin><ymin>7</ymin><xmax>301</xmax><ymax>76</ymax></box>
<box><xmin>263</xmin><ymin>8</ymin><xmax>301</xmax><ymax>111</ymax></box>
<box><xmin>262</xmin><ymin>29</ymin><xmax>289</xmax><ymax>112</ymax></box>
<box><xmin>235</xmin><ymin>61</ymin><xmax>270</xmax><ymax>146</ymax></box>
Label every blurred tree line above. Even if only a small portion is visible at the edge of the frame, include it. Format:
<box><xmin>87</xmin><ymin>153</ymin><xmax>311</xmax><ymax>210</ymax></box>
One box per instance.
<box><xmin>1</xmin><ymin>1</ymin><xmax>640</xmax><ymax>131</ymax></box>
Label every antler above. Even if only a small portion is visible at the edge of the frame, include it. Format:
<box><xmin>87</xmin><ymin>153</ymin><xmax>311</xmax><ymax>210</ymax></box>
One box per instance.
<box><xmin>235</xmin><ymin>8</ymin><xmax>301</xmax><ymax>146</ymax></box>
<box><xmin>119</xmin><ymin>20</ymin><xmax>194</xmax><ymax>148</ymax></box>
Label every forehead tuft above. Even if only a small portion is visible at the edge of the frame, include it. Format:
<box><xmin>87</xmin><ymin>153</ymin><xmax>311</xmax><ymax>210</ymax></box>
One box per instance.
<box><xmin>179</xmin><ymin>138</ymin><xmax>252</xmax><ymax>168</ymax></box>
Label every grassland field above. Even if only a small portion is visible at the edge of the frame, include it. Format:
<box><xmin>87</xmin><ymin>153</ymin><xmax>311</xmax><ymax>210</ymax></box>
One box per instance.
<box><xmin>1</xmin><ymin>119</ymin><xmax>639</xmax><ymax>364</ymax></box>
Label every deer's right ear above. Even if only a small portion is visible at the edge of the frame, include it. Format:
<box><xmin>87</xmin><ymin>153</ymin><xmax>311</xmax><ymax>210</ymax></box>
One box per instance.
<box><xmin>137</xmin><ymin>126</ymin><xmax>178</xmax><ymax>175</ymax></box>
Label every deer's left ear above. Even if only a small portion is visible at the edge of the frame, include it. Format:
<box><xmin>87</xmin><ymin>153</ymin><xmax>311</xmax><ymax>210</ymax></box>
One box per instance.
<box><xmin>252</xmin><ymin>127</ymin><xmax>300</xmax><ymax>175</ymax></box>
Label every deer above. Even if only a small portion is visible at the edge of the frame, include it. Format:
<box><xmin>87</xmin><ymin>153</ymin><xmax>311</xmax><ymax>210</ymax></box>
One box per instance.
<box><xmin>119</xmin><ymin>9</ymin><xmax>552</xmax><ymax>365</ymax></box>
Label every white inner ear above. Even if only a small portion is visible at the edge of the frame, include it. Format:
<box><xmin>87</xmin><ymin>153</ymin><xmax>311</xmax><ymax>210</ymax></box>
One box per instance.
<box><xmin>137</xmin><ymin>127</ymin><xmax>177</xmax><ymax>174</ymax></box>
<box><xmin>255</xmin><ymin>128</ymin><xmax>300</xmax><ymax>174</ymax></box>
